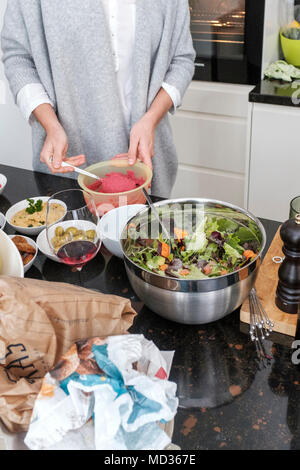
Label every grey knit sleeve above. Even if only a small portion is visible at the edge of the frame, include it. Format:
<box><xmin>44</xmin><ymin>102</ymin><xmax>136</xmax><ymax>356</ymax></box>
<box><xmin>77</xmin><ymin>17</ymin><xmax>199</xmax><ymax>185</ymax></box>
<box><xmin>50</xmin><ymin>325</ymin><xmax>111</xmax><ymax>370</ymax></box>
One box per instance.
<box><xmin>163</xmin><ymin>0</ymin><xmax>196</xmax><ymax>99</ymax></box>
<box><xmin>1</xmin><ymin>0</ymin><xmax>42</xmax><ymax>101</ymax></box>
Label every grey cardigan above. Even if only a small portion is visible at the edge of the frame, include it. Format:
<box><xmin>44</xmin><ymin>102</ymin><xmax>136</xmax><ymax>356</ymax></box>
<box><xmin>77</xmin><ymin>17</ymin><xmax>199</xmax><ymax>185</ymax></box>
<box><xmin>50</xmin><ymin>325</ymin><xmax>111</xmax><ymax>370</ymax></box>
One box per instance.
<box><xmin>1</xmin><ymin>0</ymin><xmax>195</xmax><ymax>197</ymax></box>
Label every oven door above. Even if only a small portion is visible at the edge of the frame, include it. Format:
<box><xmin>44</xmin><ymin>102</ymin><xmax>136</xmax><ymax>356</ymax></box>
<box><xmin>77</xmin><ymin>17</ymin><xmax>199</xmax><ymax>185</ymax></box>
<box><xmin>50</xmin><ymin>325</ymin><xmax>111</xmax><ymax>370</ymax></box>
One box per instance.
<box><xmin>190</xmin><ymin>0</ymin><xmax>265</xmax><ymax>85</ymax></box>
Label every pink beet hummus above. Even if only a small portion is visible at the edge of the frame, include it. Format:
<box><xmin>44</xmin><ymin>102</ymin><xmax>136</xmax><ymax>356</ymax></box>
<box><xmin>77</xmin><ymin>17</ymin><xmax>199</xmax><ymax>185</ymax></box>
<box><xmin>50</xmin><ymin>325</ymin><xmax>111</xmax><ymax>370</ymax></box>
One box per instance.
<box><xmin>87</xmin><ymin>170</ymin><xmax>145</xmax><ymax>194</ymax></box>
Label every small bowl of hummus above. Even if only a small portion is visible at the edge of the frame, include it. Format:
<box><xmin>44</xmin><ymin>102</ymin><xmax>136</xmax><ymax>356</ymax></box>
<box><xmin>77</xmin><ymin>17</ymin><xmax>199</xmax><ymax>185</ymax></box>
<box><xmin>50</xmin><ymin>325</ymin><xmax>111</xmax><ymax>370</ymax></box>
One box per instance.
<box><xmin>6</xmin><ymin>196</ymin><xmax>67</xmax><ymax>235</ymax></box>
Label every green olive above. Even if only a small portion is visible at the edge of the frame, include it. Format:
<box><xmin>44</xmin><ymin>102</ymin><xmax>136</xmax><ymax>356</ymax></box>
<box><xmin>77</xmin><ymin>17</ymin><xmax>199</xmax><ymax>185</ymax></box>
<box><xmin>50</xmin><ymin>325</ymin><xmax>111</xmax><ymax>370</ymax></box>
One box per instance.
<box><xmin>86</xmin><ymin>230</ymin><xmax>96</xmax><ymax>240</ymax></box>
<box><xmin>77</xmin><ymin>229</ymin><xmax>86</xmax><ymax>237</ymax></box>
<box><xmin>60</xmin><ymin>233</ymin><xmax>72</xmax><ymax>245</ymax></box>
<box><xmin>65</xmin><ymin>227</ymin><xmax>78</xmax><ymax>236</ymax></box>
<box><xmin>51</xmin><ymin>236</ymin><xmax>63</xmax><ymax>248</ymax></box>
<box><xmin>55</xmin><ymin>226</ymin><xmax>65</xmax><ymax>237</ymax></box>
<box><xmin>73</xmin><ymin>234</ymin><xmax>85</xmax><ymax>241</ymax></box>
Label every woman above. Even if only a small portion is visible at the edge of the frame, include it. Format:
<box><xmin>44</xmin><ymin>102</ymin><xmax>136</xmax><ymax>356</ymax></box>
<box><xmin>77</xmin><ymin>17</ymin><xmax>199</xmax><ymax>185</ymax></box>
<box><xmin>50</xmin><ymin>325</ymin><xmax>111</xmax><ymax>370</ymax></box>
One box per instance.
<box><xmin>1</xmin><ymin>0</ymin><xmax>195</xmax><ymax>197</ymax></box>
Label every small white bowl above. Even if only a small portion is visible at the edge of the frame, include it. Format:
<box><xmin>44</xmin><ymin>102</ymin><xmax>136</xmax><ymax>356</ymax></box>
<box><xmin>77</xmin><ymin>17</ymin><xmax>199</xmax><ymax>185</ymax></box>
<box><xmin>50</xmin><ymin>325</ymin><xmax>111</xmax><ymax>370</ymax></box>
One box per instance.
<box><xmin>5</xmin><ymin>196</ymin><xmax>67</xmax><ymax>236</ymax></box>
<box><xmin>0</xmin><ymin>230</ymin><xmax>24</xmax><ymax>277</ymax></box>
<box><xmin>98</xmin><ymin>204</ymin><xmax>145</xmax><ymax>258</ymax></box>
<box><xmin>9</xmin><ymin>235</ymin><xmax>38</xmax><ymax>273</ymax></box>
<box><xmin>0</xmin><ymin>174</ymin><xmax>7</xmax><ymax>196</ymax></box>
<box><xmin>0</xmin><ymin>212</ymin><xmax>6</xmax><ymax>230</ymax></box>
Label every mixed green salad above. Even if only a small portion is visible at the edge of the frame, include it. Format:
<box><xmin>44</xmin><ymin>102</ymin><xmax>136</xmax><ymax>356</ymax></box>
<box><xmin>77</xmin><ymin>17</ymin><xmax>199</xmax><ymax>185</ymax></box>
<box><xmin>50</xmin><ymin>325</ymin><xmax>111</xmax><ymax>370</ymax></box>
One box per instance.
<box><xmin>123</xmin><ymin>207</ymin><xmax>262</xmax><ymax>280</ymax></box>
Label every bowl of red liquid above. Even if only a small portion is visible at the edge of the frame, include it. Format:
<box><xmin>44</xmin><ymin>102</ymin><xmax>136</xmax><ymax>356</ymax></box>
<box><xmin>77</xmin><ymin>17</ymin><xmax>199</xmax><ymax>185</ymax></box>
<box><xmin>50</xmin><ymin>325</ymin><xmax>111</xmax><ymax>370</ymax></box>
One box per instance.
<box><xmin>77</xmin><ymin>159</ymin><xmax>152</xmax><ymax>216</ymax></box>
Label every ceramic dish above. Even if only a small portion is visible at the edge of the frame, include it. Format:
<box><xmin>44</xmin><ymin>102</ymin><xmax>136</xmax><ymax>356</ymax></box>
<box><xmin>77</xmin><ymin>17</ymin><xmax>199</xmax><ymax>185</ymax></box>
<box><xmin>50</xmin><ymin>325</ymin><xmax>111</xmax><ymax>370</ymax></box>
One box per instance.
<box><xmin>0</xmin><ymin>174</ymin><xmax>7</xmax><ymax>196</ymax></box>
<box><xmin>5</xmin><ymin>196</ymin><xmax>67</xmax><ymax>236</ymax></box>
<box><xmin>98</xmin><ymin>204</ymin><xmax>145</xmax><ymax>258</ymax></box>
<box><xmin>37</xmin><ymin>219</ymin><xmax>100</xmax><ymax>263</ymax></box>
<box><xmin>0</xmin><ymin>212</ymin><xmax>6</xmax><ymax>231</ymax></box>
<box><xmin>78</xmin><ymin>159</ymin><xmax>152</xmax><ymax>216</ymax></box>
<box><xmin>9</xmin><ymin>235</ymin><xmax>38</xmax><ymax>273</ymax></box>
<box><xmin>0</xmin><ymin>230</ymin><xmax>24</xmax><ymax>277</ymax></box>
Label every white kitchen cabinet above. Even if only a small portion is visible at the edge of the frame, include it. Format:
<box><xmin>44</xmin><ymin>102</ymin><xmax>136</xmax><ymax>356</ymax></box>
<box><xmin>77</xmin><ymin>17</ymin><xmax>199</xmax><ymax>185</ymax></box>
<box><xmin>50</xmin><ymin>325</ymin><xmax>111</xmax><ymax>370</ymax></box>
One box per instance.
<box><xmin>170</xmin><ymin>112</ymin><xmax>247</xmax><ymax>174</ymax></box>
<box><xmin>170</xmin><ymin>81</ymin><xmax>254</xmax><ymax>207</ymax></box>
<box><xmin>172</xmin><ymin>165</ymin><xmax>245</xmax><ymax>207</ymax></box>
<box><xmin>248</xmin><ymin>103</ymin><xmax>300</xmax><ymax>222</ymax></box>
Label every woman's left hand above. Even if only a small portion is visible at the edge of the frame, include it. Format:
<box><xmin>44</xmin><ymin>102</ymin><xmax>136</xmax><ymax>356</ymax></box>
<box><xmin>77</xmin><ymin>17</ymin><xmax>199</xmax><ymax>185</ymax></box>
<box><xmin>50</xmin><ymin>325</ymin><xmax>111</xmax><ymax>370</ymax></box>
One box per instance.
<box><xmin>127</xmin><ymin>115</ymin><xmax>155</xmax><ymax>169</ymax></box>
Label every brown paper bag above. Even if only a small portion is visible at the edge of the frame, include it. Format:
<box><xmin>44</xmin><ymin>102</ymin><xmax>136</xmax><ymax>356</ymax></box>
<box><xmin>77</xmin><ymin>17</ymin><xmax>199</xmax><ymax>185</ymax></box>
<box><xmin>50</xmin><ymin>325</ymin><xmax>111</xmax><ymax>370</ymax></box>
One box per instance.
<box><xmin>0</xmin><ymin>276</ymin><xmax>136</xmax><ymax>433</ymax></box>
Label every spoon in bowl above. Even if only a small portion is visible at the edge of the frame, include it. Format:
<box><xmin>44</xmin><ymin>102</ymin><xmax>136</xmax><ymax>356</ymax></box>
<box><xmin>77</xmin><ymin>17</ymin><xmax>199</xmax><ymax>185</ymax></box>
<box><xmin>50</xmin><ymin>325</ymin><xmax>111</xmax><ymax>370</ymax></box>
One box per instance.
<box><xmin>142</xmin><ymin>188</ymin><xmax>172</xmax><ymax>247</ymax></box>
<box><xmin>60</xmin><ymin>161</ymin><xmax>99</xmax><ymax>180</ymax></box>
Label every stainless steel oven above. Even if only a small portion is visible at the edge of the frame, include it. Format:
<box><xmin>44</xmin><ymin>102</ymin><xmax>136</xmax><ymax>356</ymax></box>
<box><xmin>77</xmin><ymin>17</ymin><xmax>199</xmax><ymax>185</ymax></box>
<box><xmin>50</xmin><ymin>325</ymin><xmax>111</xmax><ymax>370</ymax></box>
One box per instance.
<box><xmin>190</xmin><ymin>0</ymin><xmax>266</xmax><ymax>84</ymax></box>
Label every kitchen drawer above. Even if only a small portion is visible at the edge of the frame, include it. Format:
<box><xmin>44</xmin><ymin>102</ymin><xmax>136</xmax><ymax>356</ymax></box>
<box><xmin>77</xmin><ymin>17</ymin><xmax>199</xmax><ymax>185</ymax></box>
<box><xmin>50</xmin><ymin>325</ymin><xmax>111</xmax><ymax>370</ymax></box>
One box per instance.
<box><xmin>181</xmin><ymin>81</ymin><xmax>254</xmax><ymax>118</ymax></box>
<box><xmin>171</xmin><ymin>164</ymin><xmax>245</xmax><ymax>208</ymax></box>
<box><xmin>170</xmin><ymin>111</ymin><xmax>247</xmax><ymax>174</ymax></box>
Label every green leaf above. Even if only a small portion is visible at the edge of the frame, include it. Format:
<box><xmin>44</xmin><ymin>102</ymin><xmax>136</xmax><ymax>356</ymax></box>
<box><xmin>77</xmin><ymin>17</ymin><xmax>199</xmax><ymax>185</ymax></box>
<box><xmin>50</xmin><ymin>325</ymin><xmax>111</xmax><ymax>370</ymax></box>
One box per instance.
<box><xmin>205</xmin><ymin>217</ymin><xmax>219</xmax><ymax>237</ymax></box>
<box><xmin>236</xmin><ymin>224</ymin><xmax>261</xmax><ymax>244</ymax></box>
<box><xmin>217</xmin><ymin>218</ymin><xmax>239</xmax><ymax>233</ymax></box>
<box><xmin>146</xmin><ymin>256</ymin><xmax>165</xmax><ymax>270</ymax></box>
<box><xmin>25</xmin><ymin>198</ymin><xmax>43</xmax><ymax>215</ymax></box>
<box><xmin>180</xmin><ymin>265</ymin><xmax>207</xmax><ymax>280</ymax></box>
<box><xmin>185</xmin><ymin>217</ymin><xmax>207</xmax><ymax>253</ymax></box>
<box><xmin>225</xmin><ymin>234</ymin><xmax>244</xmax><ymax>254</ymax></box>
<box><xmin>203</xmin><ymin>243</ymin><xmax>218</xmax><ymax>261</ymax></box>
<box><xmin>223</xmin><ymin>243</ymin><xmax>243</xmax><ymax>265</ymax></box>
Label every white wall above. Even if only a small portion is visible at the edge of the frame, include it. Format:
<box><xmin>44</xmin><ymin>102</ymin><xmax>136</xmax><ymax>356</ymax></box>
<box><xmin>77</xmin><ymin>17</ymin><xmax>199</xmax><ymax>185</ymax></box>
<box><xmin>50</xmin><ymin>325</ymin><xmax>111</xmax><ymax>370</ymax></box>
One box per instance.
<box><xmin>262</xmin><ymin>0</ymin><xmax>290</xmax><ymax>74</ymax></box>
<box><xmin>0</xmin><ymin>0</ymin><xmax>32</xmax><ymax>170</ymax></box>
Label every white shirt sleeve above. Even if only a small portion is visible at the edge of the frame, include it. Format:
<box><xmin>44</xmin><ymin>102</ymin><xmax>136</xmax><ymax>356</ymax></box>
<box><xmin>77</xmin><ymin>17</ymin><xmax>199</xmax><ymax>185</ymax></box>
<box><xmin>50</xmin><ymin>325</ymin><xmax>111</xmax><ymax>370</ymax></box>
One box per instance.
<box><xmin>161</xmin><ymin>82</ymin><xmax>181</xmax><ymax>115</ymax></box>
<box><xmin>16</xmin><ymin>83</ymin><xmax>54</xmax><ymax>123</ymax></box>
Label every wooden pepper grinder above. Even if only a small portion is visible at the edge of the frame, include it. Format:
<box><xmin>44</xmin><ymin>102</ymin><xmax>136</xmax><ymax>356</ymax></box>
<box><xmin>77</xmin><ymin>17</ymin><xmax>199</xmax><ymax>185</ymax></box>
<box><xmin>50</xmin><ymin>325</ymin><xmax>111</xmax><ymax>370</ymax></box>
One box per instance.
<box><xmin>276</xmin><ymin>214</ymin><xmax>300</xmax><ymax>314</ymax></box>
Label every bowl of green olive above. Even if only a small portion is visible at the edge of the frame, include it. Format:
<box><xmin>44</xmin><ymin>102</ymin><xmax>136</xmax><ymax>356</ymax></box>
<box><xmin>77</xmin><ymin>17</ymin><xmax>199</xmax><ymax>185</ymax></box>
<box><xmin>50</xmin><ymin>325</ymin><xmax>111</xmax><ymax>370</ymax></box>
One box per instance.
<box><xmin>37</xmin><ymin>222</ymin><xmax>99</xmax><ymax>264</ymax></box>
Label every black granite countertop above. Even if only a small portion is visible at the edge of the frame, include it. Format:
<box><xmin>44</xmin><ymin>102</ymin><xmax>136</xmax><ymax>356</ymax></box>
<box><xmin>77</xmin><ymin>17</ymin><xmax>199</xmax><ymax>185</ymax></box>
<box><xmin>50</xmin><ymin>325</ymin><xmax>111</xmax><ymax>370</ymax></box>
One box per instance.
<box><xmin>249</xmin><ymin>79</ymin><xmax>300</xmax><ymax>108</ymax></box>
<box><xmin>1</xmin><ymin>164</ymin><xmax>299</xmax><ymax>450</ymax></box>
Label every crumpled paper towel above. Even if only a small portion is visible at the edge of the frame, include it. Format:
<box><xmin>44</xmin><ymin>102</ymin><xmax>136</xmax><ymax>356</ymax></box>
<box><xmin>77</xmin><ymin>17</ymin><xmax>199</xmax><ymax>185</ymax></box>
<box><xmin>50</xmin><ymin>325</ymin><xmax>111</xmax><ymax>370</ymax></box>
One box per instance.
<box><xmin>24</xmin><ymin>335</ymin><xmax>178</xmax><ymax>450</ymax></box>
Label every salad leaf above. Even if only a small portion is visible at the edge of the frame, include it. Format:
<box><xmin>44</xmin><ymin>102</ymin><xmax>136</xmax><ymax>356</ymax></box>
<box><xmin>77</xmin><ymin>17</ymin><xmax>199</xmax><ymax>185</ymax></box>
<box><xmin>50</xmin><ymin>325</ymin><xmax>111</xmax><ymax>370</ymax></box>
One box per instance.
<box><xmin>225</xmin><ymin>234</ymin><xmax>244</xmax><ymax>254</ymax></box>
<box><xmin>223</xmin><ymin>243</ymin><xmax>243</xmax><ymax>265</ymax></box>
<box><xmin>146</xmin><ymin>256</ymin><xmax>165</xmax><ymax>271</ymax></box>
<box><xmin>209</xmin><ymin>231</ymin><xmax>224</xmax><ymax>246</ymax></box>
<box><xmin>205</xmin><ymin>217</ymin><xmax>219</xmax><ymax>237</ymax></box>
<box><xmin>209</xmin><ymin>263</ymin><xmax>226</xmax><ymax>277</ymax></box>
<box><xmin>217</xmin><ymin>218</ymin><xmax>239</xmax><ymax>233</ymax></box>
<box><xmin>185</xmin><ymin>217</ymin><xmax>207</xmax><ymax>253</ymax></box>
<box><xmin>236</xmin><ymin>224</ymin><xmax>261</xmax><ymax>245</ymax></box>
<box><xmin>179</xmin><ymin>265</ymin><xmax>208</xmax><ymax>280</ymax></box>
<box><xmin>203</xmin><ymin>243</ymin><xmax>218</xmax><ymax>261</ymax></box>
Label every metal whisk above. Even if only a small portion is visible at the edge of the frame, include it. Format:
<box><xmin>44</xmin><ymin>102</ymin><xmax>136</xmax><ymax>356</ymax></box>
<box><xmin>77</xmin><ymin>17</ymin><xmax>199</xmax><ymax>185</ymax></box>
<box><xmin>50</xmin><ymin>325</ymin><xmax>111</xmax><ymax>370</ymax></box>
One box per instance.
<box><xmin>249</xmin><ymin>288</ymin><xmax>274</xmax><ymax>365</ymax></box>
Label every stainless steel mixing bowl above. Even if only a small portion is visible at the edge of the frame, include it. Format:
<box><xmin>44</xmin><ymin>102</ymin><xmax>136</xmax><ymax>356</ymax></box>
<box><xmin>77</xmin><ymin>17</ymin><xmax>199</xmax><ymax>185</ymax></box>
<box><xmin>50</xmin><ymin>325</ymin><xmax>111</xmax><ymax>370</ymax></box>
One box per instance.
<box><xmin>121</xmin><ymin>198</ymin><xmax>266</xmax><ymax>325</ymax></box>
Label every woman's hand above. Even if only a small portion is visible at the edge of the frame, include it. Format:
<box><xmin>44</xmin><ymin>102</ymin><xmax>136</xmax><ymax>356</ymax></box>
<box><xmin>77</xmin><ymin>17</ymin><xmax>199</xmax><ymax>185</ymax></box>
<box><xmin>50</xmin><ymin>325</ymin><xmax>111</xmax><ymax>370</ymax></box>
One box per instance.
<box><xmin>33</xmin><ymin>104</ymin><xmax>85</xmax><ymax>173</ymax></box>
<box><xmin>127</xmin><ymin>115</ymin><xmax>155</xmax><ymax>169</ymax></box>
<box><xmin>114</xmin><ymin>88</ymin><xmax>173</xmax><ymax>170</ymax></box>
<box><xmin>40</xmin><ymin>123</ymin><xmax>85</xmax><ymax>173</ymax></box>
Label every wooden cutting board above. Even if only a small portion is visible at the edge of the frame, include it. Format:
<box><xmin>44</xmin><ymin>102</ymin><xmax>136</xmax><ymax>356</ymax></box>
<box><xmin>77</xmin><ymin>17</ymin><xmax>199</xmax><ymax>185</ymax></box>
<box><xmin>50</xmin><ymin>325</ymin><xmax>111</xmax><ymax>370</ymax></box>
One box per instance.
<box><xmin>240</xmin><ymin>227</ymin><xmax>298</xmax><ymax>337</ymax></box>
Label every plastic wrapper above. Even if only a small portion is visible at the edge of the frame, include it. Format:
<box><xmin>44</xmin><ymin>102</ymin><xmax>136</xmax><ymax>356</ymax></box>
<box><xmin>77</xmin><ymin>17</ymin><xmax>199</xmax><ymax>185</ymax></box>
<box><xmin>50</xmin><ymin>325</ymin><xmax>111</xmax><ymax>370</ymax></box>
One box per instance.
<box><xmin>24</xmin><ymin>335</ymin><xmax>178</xmax><ymax>450</ymax></box>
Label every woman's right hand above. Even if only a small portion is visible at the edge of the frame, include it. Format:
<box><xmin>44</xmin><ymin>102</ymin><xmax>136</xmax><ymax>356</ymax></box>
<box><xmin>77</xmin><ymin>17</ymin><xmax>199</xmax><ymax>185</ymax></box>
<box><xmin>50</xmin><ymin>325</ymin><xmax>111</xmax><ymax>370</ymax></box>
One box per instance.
<box><xmin>40</xmin><ymin>122</ymin><xmax>85</xmax><ymax>173</ymax></box>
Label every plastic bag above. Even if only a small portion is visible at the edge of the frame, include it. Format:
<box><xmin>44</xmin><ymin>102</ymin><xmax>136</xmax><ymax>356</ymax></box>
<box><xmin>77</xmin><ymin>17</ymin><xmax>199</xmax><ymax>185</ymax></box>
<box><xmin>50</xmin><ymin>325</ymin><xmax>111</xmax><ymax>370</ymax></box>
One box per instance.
<box><xmin>24</xmin><ymin>335</ymin><xmax>178</xmax><ymax>450</ymax></box>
